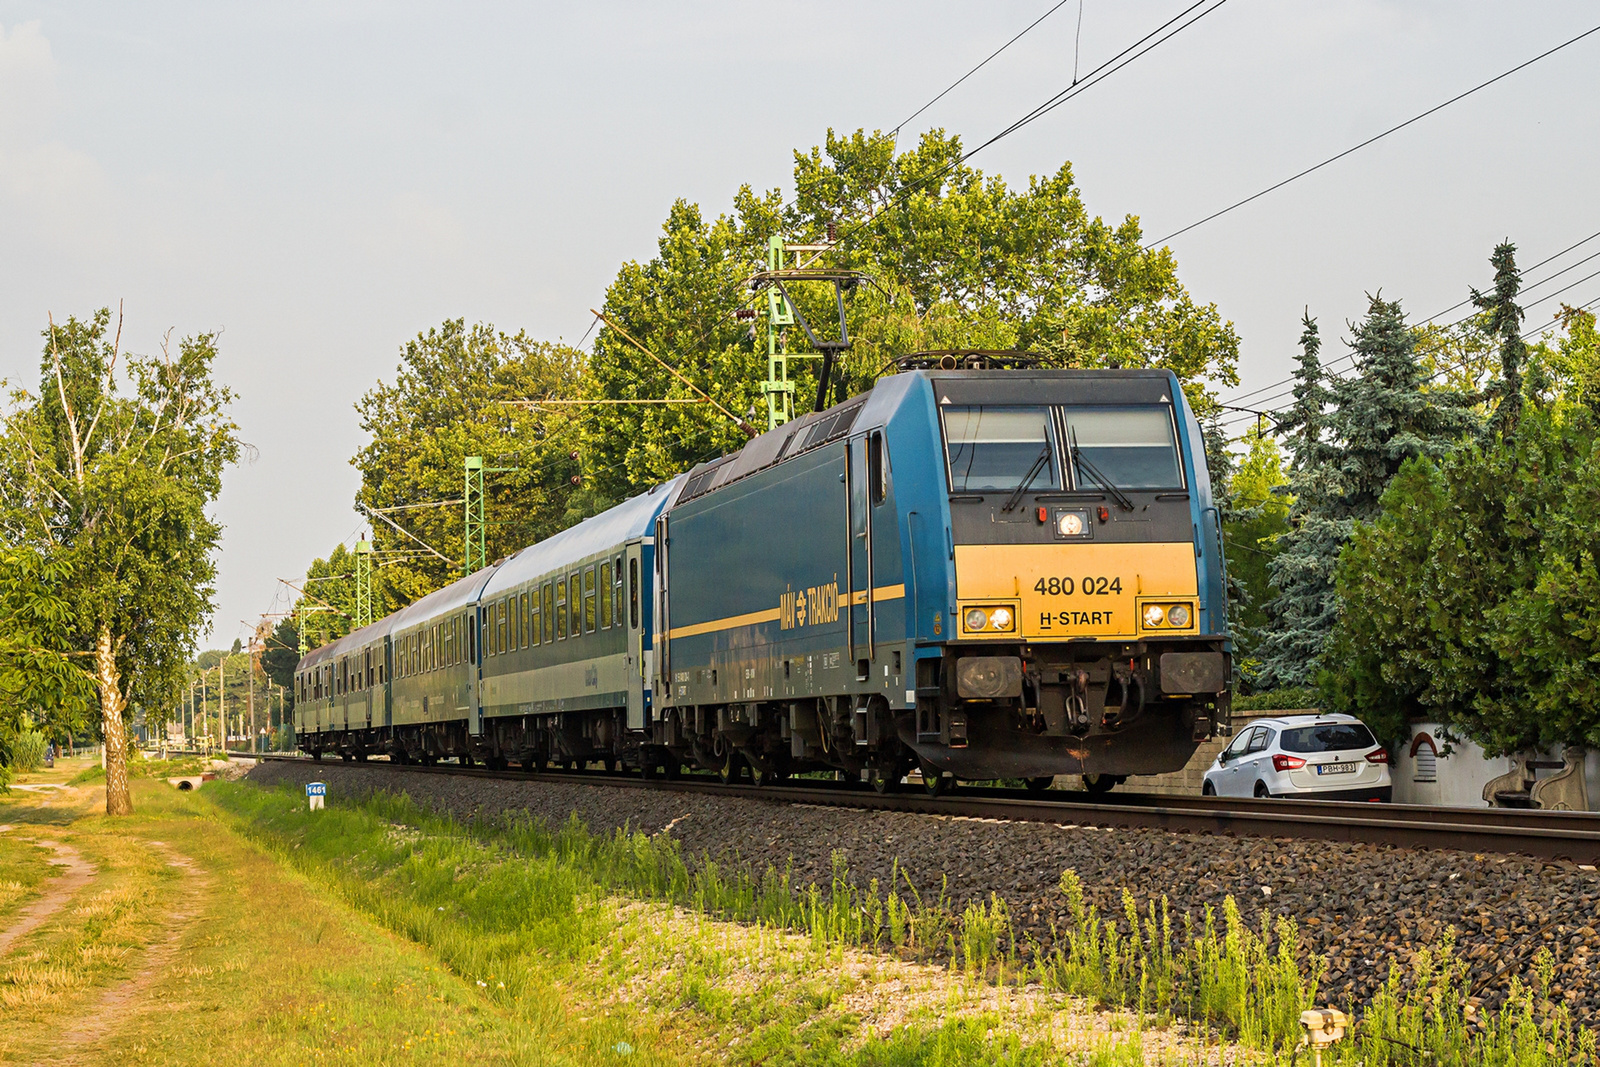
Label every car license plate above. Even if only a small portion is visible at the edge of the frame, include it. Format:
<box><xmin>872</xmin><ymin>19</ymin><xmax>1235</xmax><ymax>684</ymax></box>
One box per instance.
<box><xmin>1317</xmin><ymin>763</ymin><xmax>1357</xmax><ymax>775</ymax></box>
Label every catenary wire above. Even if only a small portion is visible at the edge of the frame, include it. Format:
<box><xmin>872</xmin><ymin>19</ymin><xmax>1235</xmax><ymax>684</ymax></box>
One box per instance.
<box><xmin>1146</xmin><ymin>21</ymin><xmax>1600</xmax><ymax>248</ymax></box>
<box><xmin>1221</xmin><ymin>226</ymin><xmax>1600</xmax><ymax>407</ymax></box>
<box><xmin>890</xmin><ymin>0</ymin><xmax>1077</xmax><ymax>139</ymax></box>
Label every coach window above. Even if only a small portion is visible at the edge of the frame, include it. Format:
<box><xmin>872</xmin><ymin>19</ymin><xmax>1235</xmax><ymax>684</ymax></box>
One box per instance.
<box><xmin>584</xmin><ymin>566</ymin><xmax>598</xmax><ymax>632</ymax></box>
<box><xmin>599</xmin><ymin>561</ymin><xmax>613</xmax><ymax>628</ymax></box>
<box><xmin>556</xmin><ymin>580</ymin><xmax>568</xmax><ymax>639</ymax></box>
<box><xmin>569</xmin><ymin>573</ymin><xmax>581</xmax><ymax>636</ymax></box>
<box><xmin>520</xmin><ymin>592</ymin><xmax>530</xmax><ymax>648</ymax></box>
<box><xmin>510</xmin><ymin>595</ymin><xmax>521</xmax><ymax>650</ymax></box>
<box><xmin>448</xmin><ymin>616</ymin><xmax>456</xmax><ymax>665</ymax></box>
<box><xmin>467</xmin><ymin>613</ymin><xmax>477</xmax><ymax>664</ymax></box>
<box><xmin>869</xmin><ymin>431</ymin><xmax>888</xmax><ymax>505</ymax></box>
<box><xmin>542</xmin><ymin>582</ymin><xmax>554</xmax><ymax>642</ymax></box>
<box><xmin>530</xmin><ymin>593</ymin><xmax>541</xmax><ymax>646</ymax></box>
<box><xmin>629</xmin><ymin>557</ymin><xmax>640</xmax><ymax>629</ymax></box>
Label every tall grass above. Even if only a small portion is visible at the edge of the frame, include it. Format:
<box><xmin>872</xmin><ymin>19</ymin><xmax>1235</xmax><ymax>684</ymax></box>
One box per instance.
<box><xmin>217</xmin><ymin>782</ymin><xmax>1594</xmax><ymax>1066</ymax></box>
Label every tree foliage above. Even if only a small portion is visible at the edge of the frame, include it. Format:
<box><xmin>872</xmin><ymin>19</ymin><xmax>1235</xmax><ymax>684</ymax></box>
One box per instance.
<box><xmin>1222</xmin><ymin>427</ymin><xmax>1290</xmax><ymax>675</ymax></box>
<box><xmin>582</xmin><ymin>129</ymin><xmax>1240</xmax><ymax>501</ymax></box>
<box><xmin>0</xmin><ymin>308</ymin><xmax>238</xmax><ymax>813</ymax></box>
<box><xmin>345</xmin><ymin>320</ymin><xmax>586</xmax><ymax>614</ymax></box>
<box><xmin>1257</xmin><ymin>297</ymin><xmax>1478</xmax><ymax>689</ymax></box>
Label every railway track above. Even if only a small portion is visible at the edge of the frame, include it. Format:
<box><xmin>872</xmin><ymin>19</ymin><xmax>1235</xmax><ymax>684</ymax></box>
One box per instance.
<box><xmin>238</xmin><ymin>752</ymin><xmax>1600</xmax><ymax>864</ymax></box>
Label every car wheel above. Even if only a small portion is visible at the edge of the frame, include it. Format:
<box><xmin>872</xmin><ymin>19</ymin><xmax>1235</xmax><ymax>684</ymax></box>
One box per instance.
<box><xmin>1201</xmin><ymin>780</ymin><xmax>1216</xmax><ymax>796</ymax></box>
<box><xmin>1254</xmin><ymin>781</ymin><xmax>1271</xmax><ymax>798</ymax></box>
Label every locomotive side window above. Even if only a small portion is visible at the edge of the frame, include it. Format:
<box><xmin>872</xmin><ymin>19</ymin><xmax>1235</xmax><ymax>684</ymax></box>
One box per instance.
<box><xmin>1060</xmin><ymin>406</ymin><xmax>1184</xmax><ymax>490</ymax></box>
<box><xmin>941</xmin><ymin>406</ymin><xmax>1060</xmax><ymax>493</ymax></box>
<box><xmin>543</xmin><ymin>582</ymin><xmax>554</xmax><ymax>642</ymax></box>
<box><xmin>868</xmin><ymin>431</ymin><xmax>888</xmax><ymax>505</ymax></box>
<box><xmin>584</xmin><ymin>566</ymin><xmax>597</xmax><ymax>633</ymax></box>
<box><xmin>600</xmin><ymin>562</ymin><xmax>613</xmax><ymax>628</ymax></box>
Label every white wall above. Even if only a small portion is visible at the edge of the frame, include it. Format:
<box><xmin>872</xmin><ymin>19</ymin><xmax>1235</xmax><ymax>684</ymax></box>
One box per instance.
<box><xmin>1392</xmin><ymin>723</ymin><xmax>1595</xmax><ymax>810</ymax></box>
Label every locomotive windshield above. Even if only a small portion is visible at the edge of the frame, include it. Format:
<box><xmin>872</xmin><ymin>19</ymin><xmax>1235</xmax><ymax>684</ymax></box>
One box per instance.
<box><xmin>943</xmin><ymin>406</ymin><xmax>1060</xmax><ymax>493</ymax></box>
<box><xmin>1061</xmin><ymin>407</ymin><xmax>1183</xmax><ymax>490</ymax></box>
<box><xmin>941</xmin><ymin>404</ymin><xmax>1182</xmax><ymax>493</ymax></box>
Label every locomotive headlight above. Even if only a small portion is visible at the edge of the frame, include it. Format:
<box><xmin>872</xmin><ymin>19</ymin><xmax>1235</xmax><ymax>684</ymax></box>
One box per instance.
<box><xmin>1143</xmin><ymin>604</ymin><xmax>1167</xmax><ymax>627</ymax></box>
<box><xmin>1167</xmin><ymin>604</ymin><xmax>1191</xmax><ymax>628</ymax></box>
<box><xmin>1056</xmin><ymin>510</ymin><xmax>1086</xmax><ymax>537</ymax></box>
<box><xmin>962</xmin><ymin>605</ymin><xmax>1016</xmax><ymax>633</ymax></box>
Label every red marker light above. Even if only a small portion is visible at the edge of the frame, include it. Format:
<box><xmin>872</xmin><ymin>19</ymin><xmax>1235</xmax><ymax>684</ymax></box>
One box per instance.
<box><xmin>1097</xmin><ymin>506</ymin><xmax>1109</xmax><ymax>523</ymax></box>
<box><xmin>1037</xmin><ymin>506</ymin><xmax>1048</xmax><ymax>523</ymax></box>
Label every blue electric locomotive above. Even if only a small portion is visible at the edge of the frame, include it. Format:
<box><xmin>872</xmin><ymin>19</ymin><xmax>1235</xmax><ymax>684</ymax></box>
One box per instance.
<box><xmin>295</xmin><ymin>362</ymin><xmax>1231</xmax><ymax>791</ymax></box>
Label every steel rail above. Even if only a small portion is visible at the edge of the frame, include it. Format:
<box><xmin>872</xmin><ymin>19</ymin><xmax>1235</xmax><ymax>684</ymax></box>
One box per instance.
<box><xmin>237</xmin><ymin>754</ymin><xmax>1600</xmax><ymax>864</ymax></box>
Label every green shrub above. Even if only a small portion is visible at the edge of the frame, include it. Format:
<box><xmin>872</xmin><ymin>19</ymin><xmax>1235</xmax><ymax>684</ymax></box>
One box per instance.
<box><xmin>1233</xmin><ymin>686</ymin><xmax>1319</xmax><ymax>711</ymax></box>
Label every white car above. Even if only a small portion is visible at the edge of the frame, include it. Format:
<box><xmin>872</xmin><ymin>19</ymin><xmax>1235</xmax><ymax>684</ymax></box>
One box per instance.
<box><xmin>1202</xmin><ymin>713</ymin><xmax>1392</xmax><ymax>801</ymax></box>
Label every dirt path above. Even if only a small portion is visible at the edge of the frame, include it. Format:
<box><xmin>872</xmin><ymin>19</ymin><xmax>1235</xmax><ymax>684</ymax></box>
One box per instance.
<box><xmin>0</xmin><ymin>840</ymin><xmax>96</xmax><ymax>957</ymax></box>
<box><xmin>55</xmin><ymin>841</ymin><xmax>211</xmax><ymax>1063</ymax></box>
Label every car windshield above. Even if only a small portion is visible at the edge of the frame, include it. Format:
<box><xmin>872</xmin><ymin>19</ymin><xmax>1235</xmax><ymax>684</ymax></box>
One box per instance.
<box><xmin>1279</xmin><ymin>722</ymin><xmax>1377</xmax><ymax>753</ymax></box>
<box><xmin>943</xmin><ymin>406</ymin><xmax>1060</xmax><ymax>493</ymax></box>
<box><xmin>1062</xmin><ymin>406</ymin><xmax>1183</xmax><ymax>490</ymax></box>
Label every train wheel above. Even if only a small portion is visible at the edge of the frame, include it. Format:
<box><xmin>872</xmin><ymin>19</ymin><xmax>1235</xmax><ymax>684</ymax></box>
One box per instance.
<box><xmin>718</xmin><ymin>752</ymin><xmax>743</xmax><ymax>785</ymax></box>
<box><xmin>662</xmin><ymin>759</ymin><xmax>681</xmax><ymax>781</ymax></box>
<box><xmin>341</xmin><ymin>752</ymin><xmax>353</xmax><ymax>763</ymax></box>
<box><xmin>1024</xmin><ymin>776</ymin><xmax>1054</xmax><ymax>794</ymax></box>
<box><xmin>919</xmin><ymin>762</ymin><xmax>950</xmax><ymax>797</ymax></box>
<box><xmin>871</xmin><ymin>769</ymin><xmax>901</xmax><ymax>795</ymax></box>
<box><xmin>1082</xmin><ymin>774</ymin><xmax>1118</xmax><ymax>794</ymax></box>
<box><xmin>604</xmin><ymin>758</ymin><xmax>619</xmax><ymax>774</ymax></box>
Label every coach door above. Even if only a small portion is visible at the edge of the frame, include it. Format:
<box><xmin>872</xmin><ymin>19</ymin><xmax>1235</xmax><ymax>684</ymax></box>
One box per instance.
<box><xmin>846</xmin><ymin>435</ymin><xmax>874</xmax><ymax>673</ymax></box>
<box><xmin>468</xmin><ymin>604</ymin><xmax>484</xmax><ymax>737</ymax></box>
<box><xmin>654</xmin><ymin>516</ymin><xmax>671</xmax><ymax>694</ymax></box>
<box><xmin>625</xmin><ymin>542</ymin><xmax>647</xmax><ymax>730</ymax></box>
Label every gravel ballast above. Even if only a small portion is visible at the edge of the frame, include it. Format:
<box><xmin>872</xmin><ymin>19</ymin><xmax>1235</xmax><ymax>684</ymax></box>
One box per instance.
<box><xmin>246</xmin><ymin>761</ymin><xmax>1600</xmax><ymax>1015</ymax></box>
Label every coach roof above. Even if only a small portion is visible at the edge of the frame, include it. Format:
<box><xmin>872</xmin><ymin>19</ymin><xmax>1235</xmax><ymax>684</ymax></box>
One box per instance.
<box><xmin>479</xmin><ymin>475</ymin><xmax>685</xmax><ymax>598</ymax></box>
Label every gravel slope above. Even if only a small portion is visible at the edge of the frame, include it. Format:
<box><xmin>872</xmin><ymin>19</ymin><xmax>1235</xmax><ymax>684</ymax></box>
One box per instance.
<box><xmin>246</xmin><ymin>761</ymin><xmax>1600</xmax><ymax>1014</ymax></box>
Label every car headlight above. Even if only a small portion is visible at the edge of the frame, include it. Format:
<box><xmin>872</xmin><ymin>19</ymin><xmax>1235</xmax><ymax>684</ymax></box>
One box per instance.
<box><xmin>1167</xmin><ymin>604</ymin><xmax>1191</xmax><ymax>628</ymax></box>
<box><xmin>962</xmin><ymin>605</ymin><xmax>1017</xmax><ymax>633</ymax></box>
<box><xmin>1142</xmin><ymin>604</ymin><xmax>1166</xmax><ymax>627</ymax></box>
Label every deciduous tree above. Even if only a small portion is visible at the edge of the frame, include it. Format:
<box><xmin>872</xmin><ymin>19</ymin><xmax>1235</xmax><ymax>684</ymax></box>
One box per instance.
<box><xmin>0</xmin><ymin>308</ymin><xmax>239</xmax><ymax>814</ymax></box>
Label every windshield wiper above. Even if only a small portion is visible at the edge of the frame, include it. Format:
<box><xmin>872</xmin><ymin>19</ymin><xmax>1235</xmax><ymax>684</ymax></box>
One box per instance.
<box><xmin>1069</xmin><ymin>429</ymin><xmax>1135</xmax><ymax>512</ymax></box>
<box><xmin>1001</xmin><ymin>444</ymin><xmax>1053</xmax><ymax>512</ymax></box>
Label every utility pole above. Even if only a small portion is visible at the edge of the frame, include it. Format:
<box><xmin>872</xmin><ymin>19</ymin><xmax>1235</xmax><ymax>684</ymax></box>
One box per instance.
<box><xmin>463</xmin><ymin>457</ymin><xmax>516</xmax><ymax>575</ymax></box>
<box><xmin>200</xmin><ymin>668</ymin><xmax>208</xmax><ymax>752</ymax></box>
<box><xmin>354</xmin><ymin>538</ymin><xmax>374</xmax><ymax>627</ymax></box>
<box><xmin>248</xmin><ymin>638</ymin><xmax>257</xmax><ymax>753</ymax></box>
<box><xmin>760</xmin><ymin>235</ymin><xmax>797</xmax><ymax>430</ymax></box>
<box><xmin>218</xmin><ymin>660</ymin><xmax>226</xmax><ymax>753</ymax></box>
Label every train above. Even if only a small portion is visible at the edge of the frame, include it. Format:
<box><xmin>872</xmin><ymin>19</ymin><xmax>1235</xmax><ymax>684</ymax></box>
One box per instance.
<box><xmin>294</xmin><ymin>359</ymin><xmax>1232</xmax><ymax>794</ymax></box>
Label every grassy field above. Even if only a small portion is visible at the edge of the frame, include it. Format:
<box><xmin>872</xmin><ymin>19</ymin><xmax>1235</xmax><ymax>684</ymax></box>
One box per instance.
<box><xmin>0</xmin><ymin>759</ymin><xmax>1175</xmax><ymax>1066</ymax></box>
<box><xmin>2</xmin><ymin>759</ymin><xmax>1587</xmax><ymax>1066</ymax></box>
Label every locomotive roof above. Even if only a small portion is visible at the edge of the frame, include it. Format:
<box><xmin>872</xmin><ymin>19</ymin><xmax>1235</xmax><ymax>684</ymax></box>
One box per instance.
<box><xmin>479</xmin><ymin>474</ymin><xmax>685</xmax><ymax>597</ymax></box>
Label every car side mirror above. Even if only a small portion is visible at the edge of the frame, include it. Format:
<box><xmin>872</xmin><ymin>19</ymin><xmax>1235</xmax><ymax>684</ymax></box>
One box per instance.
<box><xmin>1217</xmin><ymin>751</ymin><xmax>1231</xmax><ymax>764</ymax></box>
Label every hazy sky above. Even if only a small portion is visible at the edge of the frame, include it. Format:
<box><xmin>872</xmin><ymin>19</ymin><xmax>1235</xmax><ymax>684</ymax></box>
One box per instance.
<box><xmin>3</xmin><ymin>1</ymin><xmax>1597</xmax><ymax>650</ymax></box>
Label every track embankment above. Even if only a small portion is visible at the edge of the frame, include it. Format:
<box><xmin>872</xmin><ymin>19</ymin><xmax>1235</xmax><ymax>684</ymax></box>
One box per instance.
<box><xmin>248</xmin><ymin>759</ymin><xmax>1600</xmax><ymax>1014</ymax></box>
